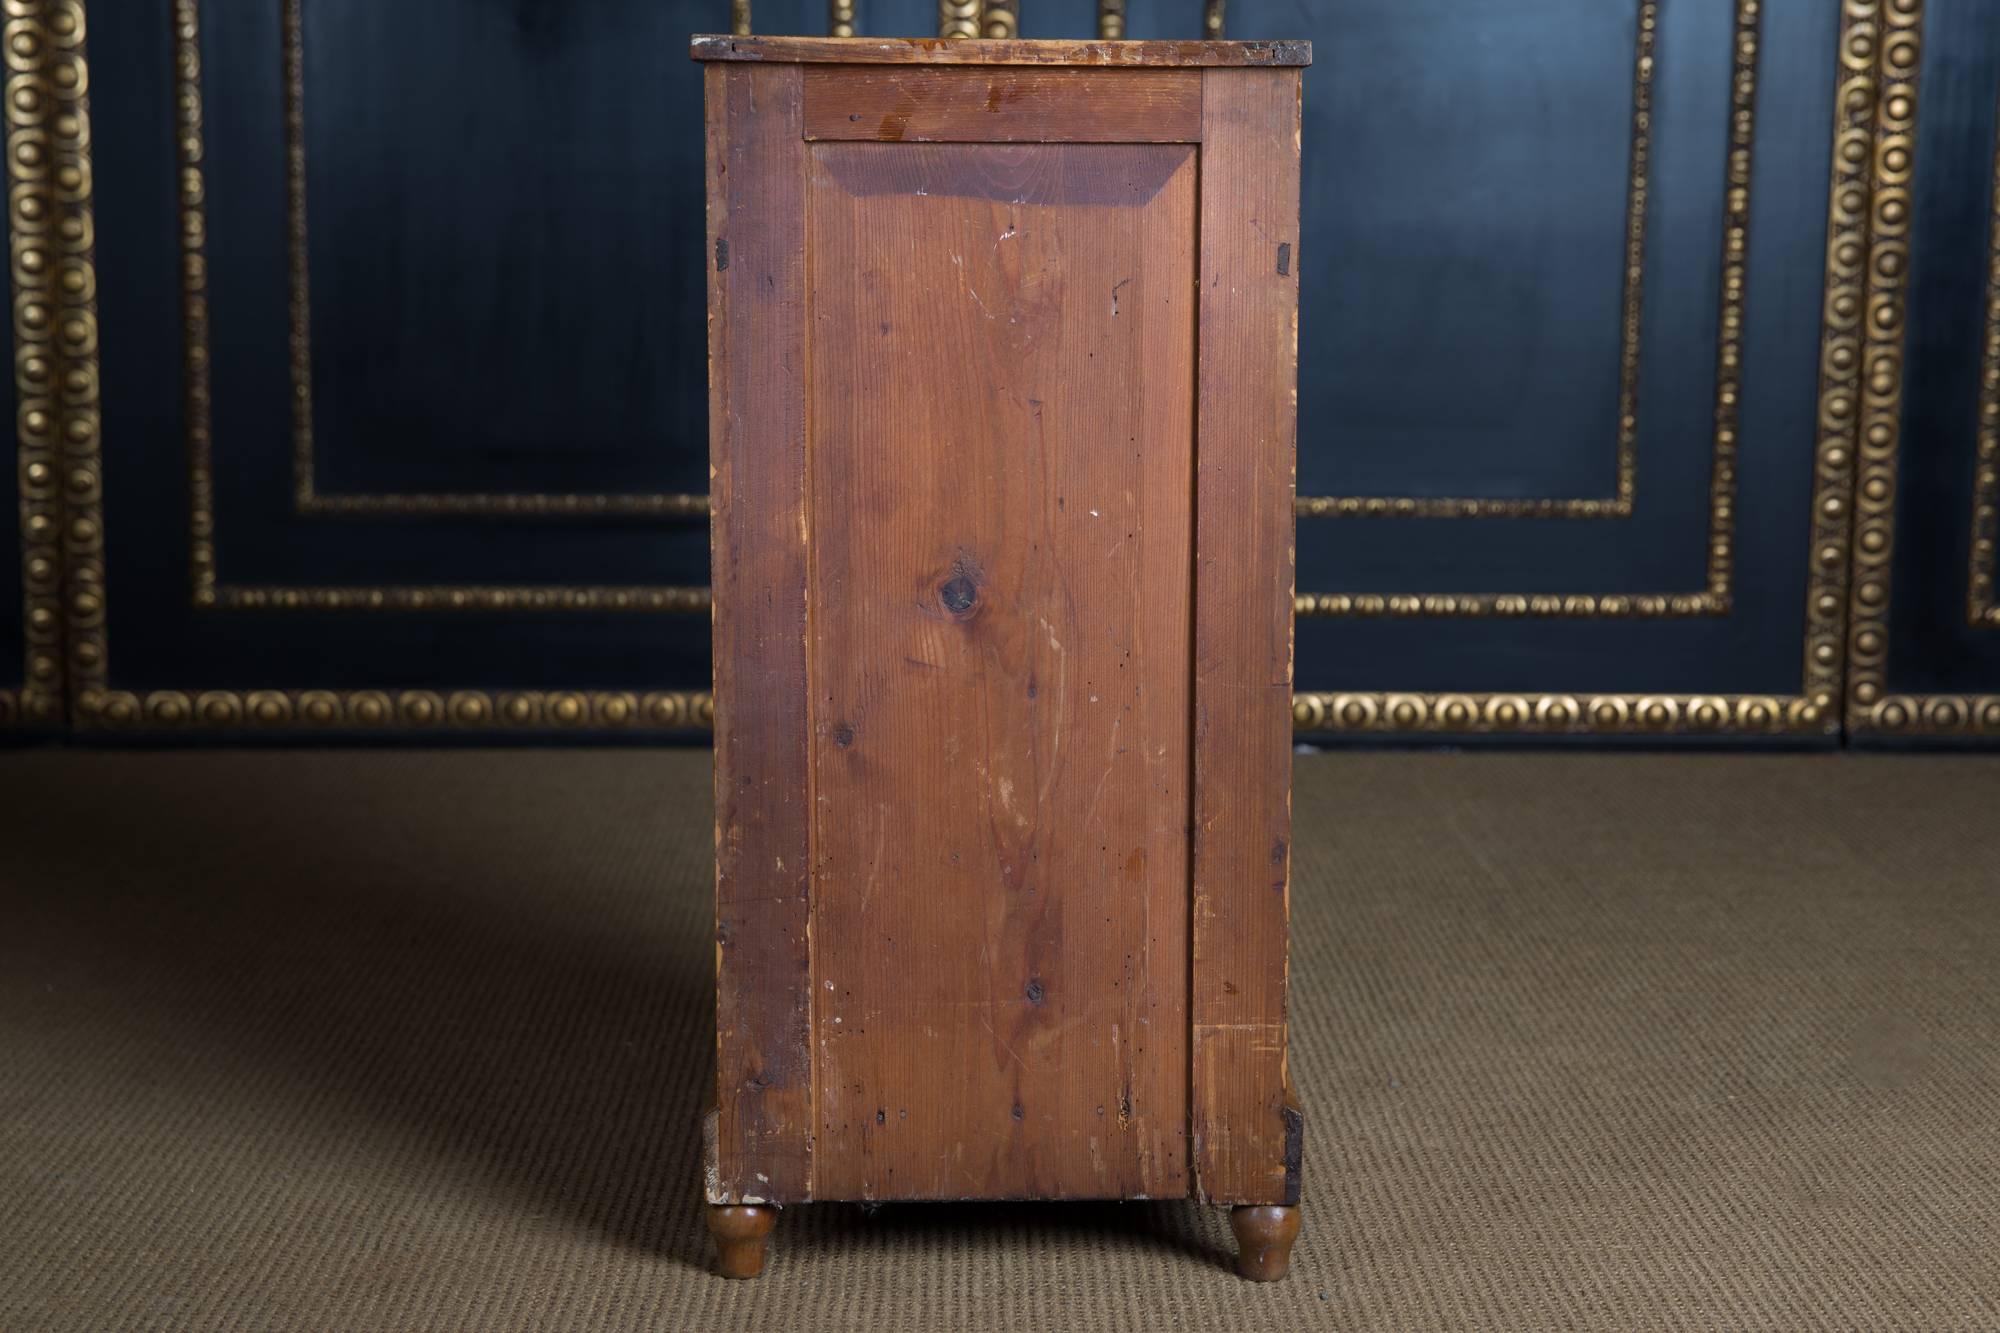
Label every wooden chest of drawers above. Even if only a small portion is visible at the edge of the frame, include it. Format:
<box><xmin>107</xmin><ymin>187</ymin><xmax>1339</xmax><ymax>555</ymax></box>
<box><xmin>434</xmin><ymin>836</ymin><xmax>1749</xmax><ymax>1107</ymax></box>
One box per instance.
<box><xmin>697</xmin><ymin>34</ymin><xmax>1309</xmax><ymax>1281</ymax></box>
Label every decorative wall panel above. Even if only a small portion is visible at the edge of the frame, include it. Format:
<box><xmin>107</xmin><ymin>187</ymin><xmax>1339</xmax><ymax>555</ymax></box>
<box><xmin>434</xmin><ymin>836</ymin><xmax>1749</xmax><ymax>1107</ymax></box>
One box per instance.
<box><xmin>1844</xmin><ymin>0</ymin><xmax>2000</xmax><ymax>740</ymax></box>
<box><xmin>77</xmin><ymin>0</ymin><xmax>717</xmax><ymax>733</ymax></box>
<box><xmin>43</xmin><ymin>0</ymin><xmax>2000</xmax><ymax>743</ymax></box>
<box><xmin>1257</xmin><ymin>0</ymin><xmax>1855</xmax><ymax>739</ymax></box>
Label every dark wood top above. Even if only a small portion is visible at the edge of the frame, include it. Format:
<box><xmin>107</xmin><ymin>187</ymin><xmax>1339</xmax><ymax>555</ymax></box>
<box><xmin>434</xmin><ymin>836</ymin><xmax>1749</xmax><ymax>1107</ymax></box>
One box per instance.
<box><xmin>691</xmin><ymin>36</ymin><xmax>1311</xmax><ymax>67</ymax></box>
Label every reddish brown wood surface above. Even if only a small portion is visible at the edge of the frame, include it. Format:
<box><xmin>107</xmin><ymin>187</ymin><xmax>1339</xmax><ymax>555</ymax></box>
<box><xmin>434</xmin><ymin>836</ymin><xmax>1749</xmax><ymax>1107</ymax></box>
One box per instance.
<box><xmin>693</xmin><ymin>35</ymin><xmax>1311</xmax><ymax>68</ymax></box>
<box><xmin>1189</xmin><ymin>68</ymin><xmax>1303</xmax><ymax>1206</ymax></box>
<box><xmin>706</xmin><ymin>62</ymin><xmax>815</xmax><ymax>1205</ymax></box>
<box><xmin>705</xmin><ymin>1205</ymin><xmax>777</xmax><ymax>1279</ymax></box>
<box><xmin>1230</xmin><ymin>1204</ymin><xmax>1303</xmax><ymax>1281</ymax></box>
<box><xmin>803</xmin><ymin>67</ymin><xmax>1201</xmax><ymax>144</ymax></box>
<box><xmin>805</xmin><ymin>142</ymin><xmax>1198</xmax><ymax>1200</ymax></box>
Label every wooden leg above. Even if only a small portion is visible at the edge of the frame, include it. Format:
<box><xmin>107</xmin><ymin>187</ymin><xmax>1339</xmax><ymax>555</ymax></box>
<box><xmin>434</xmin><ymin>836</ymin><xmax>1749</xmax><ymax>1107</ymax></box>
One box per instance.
<box><xmin>1230</xmin><ymin>1204</ymin><xmax>1301</xmax><ymax>1282</ymax></box>
<box><xmin>707</xmin><ymin>1204</ymin><xmax>777</xmax><ymax>1279</ymax></box>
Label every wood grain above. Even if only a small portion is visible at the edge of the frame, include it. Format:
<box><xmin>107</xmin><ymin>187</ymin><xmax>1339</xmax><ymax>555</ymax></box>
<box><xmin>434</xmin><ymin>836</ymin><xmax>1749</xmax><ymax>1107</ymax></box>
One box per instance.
<box><xmin>1189</xmin><ymin>68</ymin><xmax>1303</xmax><ymax>1206</ymax></box>
<box><xmin>705</xmin><ymin>62</ymin><xmax>815</xmax><ymax>1205</ymax></box>
<box><xmin>803</xmin><ymin>67</ymin><xmax>1201</xmax><ymax>144</ymax></box>
<box><xmin>805</xmin><ymin>142</ymin><xmax>1199</xmax><ymax>1201</ymax></box>
<box><xmin>693</xmin><ymin>35</ymin><xmax>1311</xmax><ymax>68</ymax></box>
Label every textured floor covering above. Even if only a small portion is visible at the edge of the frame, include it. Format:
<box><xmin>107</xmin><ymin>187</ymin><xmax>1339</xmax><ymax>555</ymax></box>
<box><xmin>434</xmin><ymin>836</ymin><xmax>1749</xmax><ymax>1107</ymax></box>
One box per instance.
<box><xmin>1</xmin><ymin>749</ymin><xmax>1997</xmax><ymax>1331</ymax></box>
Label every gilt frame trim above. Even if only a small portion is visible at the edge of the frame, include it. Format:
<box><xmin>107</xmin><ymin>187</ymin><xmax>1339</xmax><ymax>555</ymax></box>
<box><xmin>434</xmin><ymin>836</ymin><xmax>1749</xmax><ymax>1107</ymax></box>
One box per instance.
<box><xmin>1293</xmin><ymin>0</ymin><xmax>1655</xmax><ymax>523</ymax></box>
<box><xmin>54</xmin><ymin>2</ymin><xmax>708</xmax><ymax>732</ymax></box>
<box><xmin>1</xmin><ymin>0</ymin><xmax>80</xmax><ymax>730</ymax></box>
<box><xmin>1963</xmin><ymin>107</ymin><xmax>2000</xmax><ymax>629</ymax></box>
<box><xmin>274</xmin><ymin>0</ymin><xmax>711</xmax><ymax>523</ymax></box>
<box><xmin>1840</xmin><ymin>0</ymin><xmax>2000</xmax><ymax>737</ymax></box>
<box><xmin>170</xmin><ymin>0</ymin><xmax>708</xmax><ymax>615</ymax></box>
<box><xmin>1297</xmin><ymin>0</ymin><xmax>1868</xmax><ymax>738</ymax></box>
<box><xmin>1292</xmin><ymin>0</ymin><xmax>1755</xmax><ymax>622</ymax></box>
<box><xmin>49</xmin><ymin>0</ymin><xmax>1875</xmax><ymax>737</ymax></box>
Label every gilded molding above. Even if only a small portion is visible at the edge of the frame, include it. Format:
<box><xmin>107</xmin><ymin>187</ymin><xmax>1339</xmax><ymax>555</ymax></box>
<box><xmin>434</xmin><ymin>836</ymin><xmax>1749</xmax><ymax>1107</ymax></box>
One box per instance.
<box><xmin>5</xmin><ymin>0</ymin><xmax>73</xmax><ymax>726</ymax></box>
<box><xmin>79</xmin><ymin>687</ymin><xmax>713</xmax><ymax>732</ymax></box>
<box><xmin>731</xmin><ymin>0</ymin><xmax>750</xmax><ymax>38</ymax></box>
<box><xmin>981</xmin><ymin>0</ymin><xmax>1015</xmax><ymax>40</ymax></box>
<box><xmin>1096</xmin><ymin>0</ymin><xmax>1124</xmax><ymax>41</ymax></box>
<box><xmin>1701</xmin><ymin>0</ymin><xmax>1759</xmax><ymax>610</ymax></box>
<box><xmin>1294</xmin><ymin>0</ymin><xmax>1756</xmax><ymax>620</ymax></box>
<box><xmin>300</xmin><ymin>491</ymin><xmax>710</xmax><ymax>518</ymax></box>
<box><xmin>55</xmin><ymin>0</ymin><xmax>1867</xmax><ymax>739</ymax></box>
<box><xmin>1844</xmin><ymin>0</ymin><xmax>1926</xmax><ymax>733</ymax></box>
<box><xmin>216</xmin><ymin>585</ymin><xmax>710</xmax><ymax>613</ymax></box>
<box><xmin>1203</xmin><ymin>0</ymin><xmax>1224</xmax><ymax>40</ymax></box>
<box><xmin>173</xmin><ymin>0</ymin><xmax>211</xmax><ymax>605</ymax></box>
<box><xmin>48</xmin><ymin>2</ymin><xmax>706</xmax><ymax>733</ymax></box>
<box><xmin>1797</xmin><ymin>0</ymin><xmax>1880</xmax><ymax>725</ymax></box>
<box><xmin>284</xmin><ymin>0</ymin><xmax>309</xmax><ymax>509</ymax></box>
<box><xmin>938</xmin><ymin>0</ymin><xmax>978</xmax><ymax>40</ymax></box>
<box><xmin>277</xmin><ymin>1</ymin><xmax>708</xmax><ymax>522</ymax></box>
<box><xmin>1294</xmin><ymin>0</ymin><xmax>1655</xmax><ymax>523</ymax></box>
<box><xmin>51</xmin><ymin>0</ymin><xmax>98</xmax><ymax>702</ymax></box>
<box><xmin>829</xmin><ymin>0</ymin><xmax>857</xmax><ymax>39</ymax></box>
<box><xmin>1294</xmin><ymin>592</ymin><xmax>1721</xmax><ymax>620</ymax></box>
<box><xmin>1294</xmin><ymin>691</ymin><xmax>1822</xmax><ymax>738</ymax></box>
<box><xmin>171</xmin><ymin>0</ymin><xmax>704</xmax><ymax>611</ymax></box>
<box><xmin>1857</xmin><ymin>693</ymin><xmax>2000</xmax><ymax>735</ymax></box>
<box><xmin>1858</xmin><ymin>60</ymin><xmax>2000</xmax><ymax>736</ymax></box>
<box><xmin>1966</xmin><ymin>101</ymin><xmax>2000</xmax><ymax>625</ymax></box>
<box><xmin>1298</xmin><ymin>0</ymin><xmax>1853</xmax><ymax>737</ymax></box>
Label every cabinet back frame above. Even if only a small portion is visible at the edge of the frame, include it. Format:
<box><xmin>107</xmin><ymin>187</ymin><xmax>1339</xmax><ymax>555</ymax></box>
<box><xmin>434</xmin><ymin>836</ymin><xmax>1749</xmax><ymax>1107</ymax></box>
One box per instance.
<box><xmin>704</xmin><ymin>56</ymin><xmax>1302</xmax><ymax>1208</ymax></box>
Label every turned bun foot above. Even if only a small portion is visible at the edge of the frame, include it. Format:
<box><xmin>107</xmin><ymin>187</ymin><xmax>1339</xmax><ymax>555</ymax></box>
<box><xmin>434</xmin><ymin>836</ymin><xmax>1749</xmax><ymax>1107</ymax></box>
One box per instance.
<box><xmin>1230</xmin><ymin>1204</ymin><xmax>1301</xmax><ymax>1282</ymax></box>
<box><xmin>707</xmin><ymin>1204</ymin><xmax>777</xmax><ymax>1279</ymax></box>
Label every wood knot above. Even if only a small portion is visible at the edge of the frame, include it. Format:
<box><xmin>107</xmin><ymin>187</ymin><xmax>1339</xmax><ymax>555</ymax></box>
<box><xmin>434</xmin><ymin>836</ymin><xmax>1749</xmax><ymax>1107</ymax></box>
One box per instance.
<box><xmin>931</xmin><ymin>551</ymin><xmax>985</xmax><ymax>622</ymax></box>
<box><xmin>940</xmin><ymin>575</ymin><xmax>978</xmax><ymax>615</ymax></box>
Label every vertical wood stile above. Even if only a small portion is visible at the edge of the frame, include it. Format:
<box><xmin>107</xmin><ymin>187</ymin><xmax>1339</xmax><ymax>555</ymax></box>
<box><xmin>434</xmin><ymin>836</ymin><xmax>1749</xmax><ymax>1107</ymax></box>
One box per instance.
<box><xmin>705</xmin><ymin>62</ymin><xmax>816</xmax><ymax>1205</ymax></box>
<box><xmin>1190</xmin><ymin>66</ymin><xmax>1303</xmax><ymax>1206</ymax></box>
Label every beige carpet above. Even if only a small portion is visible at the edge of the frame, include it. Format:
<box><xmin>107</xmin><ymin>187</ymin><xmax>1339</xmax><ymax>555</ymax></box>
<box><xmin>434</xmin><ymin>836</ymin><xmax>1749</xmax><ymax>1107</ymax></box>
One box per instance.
<box><xmin>1</xmin><ymin>749</ymin><xmax>1996</xmax><ymax>1330</ymax></box>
